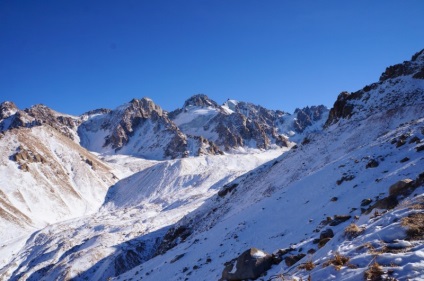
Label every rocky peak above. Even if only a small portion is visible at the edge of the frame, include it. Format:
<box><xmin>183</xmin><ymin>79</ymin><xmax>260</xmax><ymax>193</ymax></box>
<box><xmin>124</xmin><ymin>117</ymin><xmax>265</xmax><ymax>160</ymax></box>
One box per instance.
<box><xmin>0</xmin><ymin>101</ymin><xmax>18</xmax><ymax>119</ymax></box>
<box><xmin>379</xmin><ymin>48</ymin><xmax>424</xmax><ymax>81</ymax></box>
<box><xmin>128</xmin><ymin>97</ymin><xmax>164</xmax><ymax>118</ymax></box>
<box><xmin>293</xmin><ymin>105</ymin><xmax>328</xmax><ymax>133</ymax></box>
<box><xmin>81</xmin><ymin>108</ymin><xmax>111</xmax><ymax>118</ymax></box>
<box><xmin>324</xmin><ymin>91</ymin><xmax>359</xmax><ymax>127</ymax></box>
<box><xmin>183</xmin><ymin>94</ymin><xmax>219</xmax><ymax>109</ymax></box>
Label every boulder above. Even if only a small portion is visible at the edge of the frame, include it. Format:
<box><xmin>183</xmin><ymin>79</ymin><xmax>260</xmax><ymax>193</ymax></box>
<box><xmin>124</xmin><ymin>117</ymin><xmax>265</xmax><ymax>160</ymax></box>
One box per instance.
<box><xmin>284</xmin><ymin>253</ymin><xmax>306</xmax><ymax>267</ymax></box>
<box><xmin>221</xmin><ymin>248</ymin><xmax>274</xmax><ymax>281</ymax></box>
<box><xmin>320</xmin><ymin>229</ymin><xmax>334</xmax><ymax>240</ymax></box>
<box><xmin>389</xmin><ymin>179</ymin><xmax>413</xmax><ymax>196</ymax></box>
<box><xmin>329</xmin><ymin>215</ymin><xmax>351</xmax><ymax>226</ymax></box>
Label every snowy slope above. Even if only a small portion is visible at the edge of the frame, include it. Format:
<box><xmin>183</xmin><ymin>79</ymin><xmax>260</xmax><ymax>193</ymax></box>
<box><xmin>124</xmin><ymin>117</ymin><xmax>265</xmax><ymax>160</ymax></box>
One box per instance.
<box><xmin>0</xmin><ymin>126</ymin><xmax>117</xmax><ymax>242</ymax></box>
<box><xmin>0</xmin><ymin>150</ymin><xmax>285</xmax><ymax>281</ymax></box>
<box><xmin>107</xmin><ymin>50</ymin><xmax>424</xmax><ymax>281</ymax></box>
<box><xmin>112</xmin><ymin>103</ymin><xmax>424</xmax><ymax>281</ymax></box>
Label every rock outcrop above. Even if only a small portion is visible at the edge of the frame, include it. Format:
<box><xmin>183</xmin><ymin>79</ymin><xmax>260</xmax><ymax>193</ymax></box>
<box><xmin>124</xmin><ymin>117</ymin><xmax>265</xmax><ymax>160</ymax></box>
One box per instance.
<box><xmin>221</xmin><ymin>248</ymin><xmax>274</xmax><ymax>281</ymax></box>
<box><xmin>293</xmin><ymin>105</ymin><xmax>328</xmax><ymax>133</ymax></box>
<box><xmin>325</xmin><ymin>48</ymin><xmax>424</xmax><ymax>127</ymax></box>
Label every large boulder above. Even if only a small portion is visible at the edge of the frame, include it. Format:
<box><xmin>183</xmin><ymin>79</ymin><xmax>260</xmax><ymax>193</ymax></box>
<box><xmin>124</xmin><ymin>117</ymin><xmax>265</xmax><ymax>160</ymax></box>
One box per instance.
<box><xmin>389</xmin><ymin>179</ymin><xmax>413</xmax><ymax>197</ymax></box>
<box><xmin>221</xmin><ymin>248</ymin><xmax>274</xmax><ymax>281</ymax></box>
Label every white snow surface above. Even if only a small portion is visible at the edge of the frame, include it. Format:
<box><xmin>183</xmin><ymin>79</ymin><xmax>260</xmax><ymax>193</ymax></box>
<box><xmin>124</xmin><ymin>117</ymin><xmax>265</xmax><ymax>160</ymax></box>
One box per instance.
<box><xmin>0</xmin><ymin>148</ymin><xmax>284</xmax><ymax>280</ymax></box>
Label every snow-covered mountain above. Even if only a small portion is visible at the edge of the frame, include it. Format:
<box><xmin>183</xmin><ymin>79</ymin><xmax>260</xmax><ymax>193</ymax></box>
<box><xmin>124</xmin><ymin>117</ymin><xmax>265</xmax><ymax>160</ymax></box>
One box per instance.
<box><xmin>170</xmin><ymin>94</ymin><xmax>328</xmax><ymax>151</ymax></box>
<box><xmin>78</xmin><ymin>97</ymin><xmax>224</xmax><ymax>160</ymax></box>
<box><xmin>0</xmin><ymin>48</ymin><xmax>423</xmax><ymax>281</ymax></box>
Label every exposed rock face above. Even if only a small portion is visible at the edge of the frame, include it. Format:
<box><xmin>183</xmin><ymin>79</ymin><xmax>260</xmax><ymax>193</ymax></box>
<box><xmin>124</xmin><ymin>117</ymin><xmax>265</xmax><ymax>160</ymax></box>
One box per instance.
<box><xmin>102</xmin><ymin>98</ymin><xmax>168</xmax><ymax>150</ymax></box>
<box><xmin>11</xmin><ymin>145</ymin><xmax>46</xmax><ymax>172</ymax></box>
<box><xmin>293</xmin><ymin>105</ymin><xmax>328</xmax><ymax>133</ymax></box>
<box><xmin>0</xmin><ymin>101</ymin><xmax>18</xmax><ymax>119</ymax></box>
<box><xmin>0</xmin><ymin>102</ymin><xmax>80</xmax><ymax>140</ymax></box>
<box><xmin>325</xmin><ymin>49</ymin><xmax>424</xmax><ymax>127</ymax></box>
<box><xmin>25</xmin><ymin>104</ymin><xmax>79</xmax><ymax>140</ymax></box>
<box><xmin>221</xmin><ymin>248</ymin><xmax>274</xmax><ymax>281</ymax></box>
<box><xmin>170</xmin><ymin>95</ymin><xmax>292</xmax><ymax>151</ymax></box>
<box><xmin>380</xmin><ymin>49</ymin><xmax>424</xmax><ymax>81</ymax></box>
<box><xmin>183</xmin><ymin>93</ymin><xmax>219</xmax><ymax>108</ymax></box>
<box><xmin>78</xmin><ymin>97</ymin><xmax>194</xmax><ymax>159</ymax></box>
<box><xmin>325</xmin><ymin>91</ymin><xmax>359</xmax><ymax>127</ymax></box>
<box><xmin>389</xmin><ymin>179</ymin><xmax>413</xmax><ymax>197</ymax></box>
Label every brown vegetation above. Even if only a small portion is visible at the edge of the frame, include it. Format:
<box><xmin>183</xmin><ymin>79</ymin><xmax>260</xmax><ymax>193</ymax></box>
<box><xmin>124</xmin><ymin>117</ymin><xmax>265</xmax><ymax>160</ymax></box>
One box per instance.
<box><xmin>401</xmin><ymin>212</ymin><xmax>424</xmax><ymax>240</ymax></box>
<box><xmin>322</xmin><ymin>253</ymin><xmax>352</xmax><ymax>271</ymax></box>
<box><xmin>344</xmin><ymin>223</ymin><xmax>365</xmax><ymax>239</ymax></box>
<box><xmin>364</xmin><ymin>262</ymin><xmax>384</xmax><ymax>281</ymax></box>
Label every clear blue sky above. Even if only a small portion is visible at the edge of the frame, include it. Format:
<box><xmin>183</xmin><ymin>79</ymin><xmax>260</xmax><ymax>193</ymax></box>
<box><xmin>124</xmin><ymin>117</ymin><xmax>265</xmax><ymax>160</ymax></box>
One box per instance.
<box><xmin>1</xmin><ymin>1</ymin><xmax>423</xmax><ymax>115</ymax></box>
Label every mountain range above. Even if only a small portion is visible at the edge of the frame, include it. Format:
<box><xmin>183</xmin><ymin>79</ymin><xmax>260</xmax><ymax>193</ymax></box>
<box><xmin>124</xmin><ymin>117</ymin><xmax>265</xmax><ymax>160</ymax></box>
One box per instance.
<box><xmin>0</xmin><ymin>49</ymin><xmax>423</xmax><ymax>281</ymax></box>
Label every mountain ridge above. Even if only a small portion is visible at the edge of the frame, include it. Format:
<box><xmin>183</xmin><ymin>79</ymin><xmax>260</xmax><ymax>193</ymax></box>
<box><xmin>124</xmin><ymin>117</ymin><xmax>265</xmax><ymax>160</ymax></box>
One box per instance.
<box><xmin>0</xmin><ymin>48</ymin><xmax>423</xmax><ymax>281</ymax></box>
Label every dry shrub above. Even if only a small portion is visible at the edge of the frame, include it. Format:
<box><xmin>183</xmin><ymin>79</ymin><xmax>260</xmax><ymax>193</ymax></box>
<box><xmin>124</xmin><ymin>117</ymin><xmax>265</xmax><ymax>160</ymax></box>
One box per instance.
<box><xmin>344</xmin><ymin>223</ymin><xmax>364</xmax><ymax>239</ymax></box>
<box><xmin>322</xmin><ymin>252</ymin><xmax>351</xmax><ymax>270</ymax></box>
<box><xmin>364</xmin><ymin>262</ymin><xmax>384</xmax><ymax>281</ymax></box>
<box><xmin>356</xmin><ymin>242</ymin><xmax>375</xmax><ymax>252</ymax></box>
<box><xmin>298</xmin><ymin>260</ymin><xmax>315</xmax><ymax>271</ymax></box>
<box><xmin>401</xmin><ymin>212</ymin><xmax>424</xmax><ymax>240</ymax></box>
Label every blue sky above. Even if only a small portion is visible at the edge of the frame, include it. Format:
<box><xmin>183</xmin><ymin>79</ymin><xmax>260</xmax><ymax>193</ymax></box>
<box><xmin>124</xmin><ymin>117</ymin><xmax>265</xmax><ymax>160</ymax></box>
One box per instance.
<box><xmin>1</xmin><ymin>1</ymin><xmax>423</xmax><ymax>115</ymax></box>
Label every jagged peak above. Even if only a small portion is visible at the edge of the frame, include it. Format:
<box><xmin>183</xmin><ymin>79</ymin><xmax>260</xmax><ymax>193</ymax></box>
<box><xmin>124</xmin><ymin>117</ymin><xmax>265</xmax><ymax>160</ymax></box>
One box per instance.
<box><xmin>411</xmin><ymin>48</ymin><xmax>424</xmax><ymax>62</ymax></box>
<box><xmin>25</xmin><ymin>103</ymin><xmax>69</xmax><ymax>118</ymax></box>
<box><xmin>0</xmin><ymin>101</ymin><xmax>19</xmax><ymax>119</ymax></box>
<box><xmin>379</xmin><ymin>48</ymin><xmax>424</xmax><ymax>82</ymax></box>
<box><xmin>81</xmin><ymin>108</ymin><xmax>111</xmax><ymax>117</ymax></box>
<box><xmin>294</xmin><ymin>105</ymin><xmax>328</xmax><ymax>114</ymax></box>
<box><xmin>183</xmin><ymin>94</ymin><xmax>219</xmax><ymax>108</ymax></box>
<box><xmin>127</xmin><ymin>97</ymin><xmax>164</xmax><ymax>117</ymax></box>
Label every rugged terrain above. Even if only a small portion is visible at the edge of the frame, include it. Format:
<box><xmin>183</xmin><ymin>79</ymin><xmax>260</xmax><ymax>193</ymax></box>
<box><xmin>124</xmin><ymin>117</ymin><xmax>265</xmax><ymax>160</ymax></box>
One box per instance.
<box><xmin>0</xmin><ymin>49</ymin><xmax>423</xmax><ymax>281</ymax></box>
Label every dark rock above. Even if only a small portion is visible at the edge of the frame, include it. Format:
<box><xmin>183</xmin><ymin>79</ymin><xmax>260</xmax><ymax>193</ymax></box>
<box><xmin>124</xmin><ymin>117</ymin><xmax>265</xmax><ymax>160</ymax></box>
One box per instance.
<box><xmin>409</xmin><ymin>136</ymin><xmax>421</xmax><ymax>144</ymax></box>
<box><xmin>221</xmin><ymin>248</ymin><xmax>274</xmax><ymax>281</ymax></box>
<box><xmin>330</xmin><ymin>197</ymin><xmax>338</xmax><ymax>202</ymax></box>
<box><xmin>284</xmin><ymin>254</ymin><xmax>306</xmax><ymax>267</ymax></box>
<box><xmin>170</xmin><ymin>254</ymin><xmax>185</xmax><ymax>264</ymax></box>
<box><xmin>318</xmin><ymin>238</ymin><xmax>332</xmax><ymax>248</ymax></box>
<box><xmin>273</xmin><ymin>248</ymin><xmax>294</xmax><ymax>258</ymax></box>
<box><xmin>320</xmin><ymin>229</ymin><xmax>334</xmax><ymax>240</ymax></box>
<box><xmin>396</xmin><ymin>139</ymin><xmax>407</xmax><ymax>148</ymax></box>
<box><xmin>307</xmin><ymin>249</ymin><xmax>316</xmax><ymax>255</ymax></box>
<box><xmin>416</xmin><ymin>145</ymin><xmax>424</xmax><ymax>152</ymax></box>
<box><xmin>336</xmin><ymin>175</ymin><xmax>355</xmax><ymax>185</ymax></box>
<box><xmin>366</xmin><ymin>159</ymin><xmax>379</xmax><ymax>169</ymax></box>
<box><xmin>400</xmin><ymin>157</ymin><xmax>410</xmax><ymax>163</ymax></box>
<box><xmin>218</xmin><ymin>183</ymin><xmax>239</xmax><ymax>197</ymax></box>
<box><xmin>325</xmin><ymin>91</ymin><xmax>358</xmax><ymax>127</ymax></box>
<box><xmin>389</xmin><ymin>179</ymin><xmax>413</xmax><ymax>196</ymax></box>
<box><xmin>361</xmin><ymin>199</ymin><xmax>373</xmax><ymax>206</ymax></box>
<box><xmin>155</xmin><ymin>225</ymin><xmax>192</xmax><ymax>256</ymax></box>
<box><xmin>329</xmin><ymin>215</ymin><xmax>351</xmax><ymax>226</ymax></box>
<box><xmin>364</xmin><ymin>196</ymin><xmax>399</xmax><ymax>214</ymax></box>
<box><xmin>293</xmin><ymin>105</ymin><xmax>328</xmax><ymax>133</ymax></box>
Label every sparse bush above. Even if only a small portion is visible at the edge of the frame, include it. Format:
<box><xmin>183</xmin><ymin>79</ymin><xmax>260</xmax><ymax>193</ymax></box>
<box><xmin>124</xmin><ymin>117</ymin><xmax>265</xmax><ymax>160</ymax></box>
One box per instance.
<box><xmin>364</xmin><ymin>262</ymin><xmax>384</xmax><ymax>281</ymax></box>
<box><xmin>298</xmin><ymin>260</ymin><xmax>315</xmax><ymax>271</ymax></box>
<box><xmin>401</xmin><ymin>212</ymin><xmax>424</xmax><ymax>240</ymax></box>
<box><xmin>322</xmin><ymin>252</ymin><xmax>351</xmax><ymax>271</ymax></box>
<box><xmin>344</xmin><ymin>223</ymin><xmax>364</xmax><ymax>239</ymax></box>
